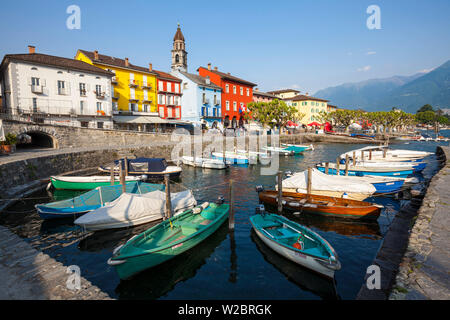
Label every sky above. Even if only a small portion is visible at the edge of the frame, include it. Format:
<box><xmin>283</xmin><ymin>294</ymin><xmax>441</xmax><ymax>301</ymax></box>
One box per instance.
<box><xmin>0</xmin><ymin>0</ymin><xmax>449</xmax><ymax>94</ymax></box>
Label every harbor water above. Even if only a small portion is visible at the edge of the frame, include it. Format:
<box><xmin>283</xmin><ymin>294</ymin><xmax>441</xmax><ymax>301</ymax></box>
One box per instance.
<box><xmin>0</xmin><ymin>139</ymin><xmax>448</xmax><ymax>300</ymax></box>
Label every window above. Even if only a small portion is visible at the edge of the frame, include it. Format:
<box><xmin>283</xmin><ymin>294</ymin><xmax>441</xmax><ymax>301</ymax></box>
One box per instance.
<box><xmin>225</xmin><ymin>84</ymin><xmax>229</xmax><ymax>93</ymax></box>
<box><xmin>96</xmin><ymin>102</ymin><xmax>102</xmax><ymax>112</ymax></box>
<box><xmin>79</xmin><ymin>83</ymin><xmax>86</xmax><ymax>96</ymax></box>
<box><xmin>316</xmin><ymin>108</ymin><xmax>319</xmax><ymax>113</ymax></box>
<box><xmin>31</xmin><ymin>77</ymin><xmax>40</xmax><ymax>86</ymax></box>
<box><xmin>95</xmin><ymin>85</ymin><xmax>102</xmax><ymax>95</ymax></box>
<box><xmin>97</xmin><ymin>122</ymin><xmax>104</xmax><ymax>129</ymax></box>
<box><xmin>32</xmin><ymin>98</ymin><xmax>38</xmax><ymax>112</ymax></box>
<box><xmin>240</xmin><ymin>102</ymin><xmax>244</xmax><ymax>112</ymax></box>
<box><xmin>202</xmin><ymin>93</ymin><xmax>206</xmax><ymax>104</ymax></box>
<box><xmin>233</xmin><ymin>101</ymin><xmax>237</xmax><ymax>111</ymax></box>
<box><xmin>311</xmin><ymin>108</ymin><xmax>314</xmax><ymax>113</ymax></box>
<box><xmin>240</xmin><ymin>87</ymin><xmax>243</xmax><ymax>95</ymax></box>
<box><xmin>112</xmin><ymin>102</ymin><xmax>118</xmax><ymax>111</ymax></box>
<box><xmin>175</xmin><ymin>83</ymin><xmax>180</xmax><ymax>93</ymax></box>
<box><xmin>130</xmin><ymin>103</ymin><xmax>137</xmax><ymax>112</ymax></box>
<box><xmin>57</xmin><ymin>80</ymin><xmax>65</xmax><ymax>95</ymax></box>
<box><xmin>233</xmin><ymin>86</ymin><xmax>236</xmax><ymax>94</ymax></box>
<box><xmin>214</xmin><ymin>95</ymin><xmax>217</xmax><ymax>105</ymax></box>
<box><xmin>143</xmin><ymin>104</ymin><xmax>149</xmax><ymax>112</ymax></box>
<box><xmin>158</xmin><ymin>81</ymin><xmax>163</xmax><ymax>91</ymax></box>
<box><xmin>167</xmin><ymin>83</ymin><xmax>172</xmax><ymax>92</ymax></box>
<box><xmin>226</xmin><ymin>101</ymin><xmax>230</xmax><ymax>111</ymax></box>
<box><xmin>202</xmin><ymin>106</ymin><xmax>207</xmax><ymax>117</ymax></box>
<box><xmin>81</xmin><ymin>121</ymin><xmax>89</xmax><ymax>128</ymax></box>
<box><xmin>247</xmin><ymin>88</ymin><xmax>250</xmax><ymax>96</ymax></box>
<box><xmin>158</xmin><ymin>94</ymin><xmax>164</xmax><ymax>105</ymax></box>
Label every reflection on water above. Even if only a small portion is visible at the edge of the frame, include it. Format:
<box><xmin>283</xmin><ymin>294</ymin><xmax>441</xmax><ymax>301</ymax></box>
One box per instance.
<box><xmin>250</xmin><ymin>230</ymin><xmax>339</xmax><ymax>300</ymax></box>
<box><xmin>0</xmin><ymin>140</ymin><xmax>445</xmax><ymax>299</ymax></box>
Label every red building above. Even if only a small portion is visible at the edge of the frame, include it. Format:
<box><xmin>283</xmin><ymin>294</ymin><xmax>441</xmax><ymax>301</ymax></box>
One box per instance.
<box><xmin>154</xmin><ymin>70</ymin><xmax>182</xmax><ymax>119</ymax></box>
<box><xmin>198</xmin><ymin>64</ymin><xmax>256</xmax><ymax>128</ymax></box>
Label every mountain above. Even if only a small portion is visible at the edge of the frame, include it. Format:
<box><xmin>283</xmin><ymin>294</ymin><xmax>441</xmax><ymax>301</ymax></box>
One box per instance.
<box><xmin>314</xmin><ymin>60</ymin><xmax>450</xmax><ymax>113</ymax></box>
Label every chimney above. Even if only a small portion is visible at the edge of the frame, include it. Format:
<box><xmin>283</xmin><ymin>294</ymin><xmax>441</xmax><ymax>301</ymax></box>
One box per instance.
<box><xmin>28</xmin><ymin>45</ymin><xmax>35</xmax><ymax>54</ymax></box>
<box><xmin>205</xmin><ymin>76</ymin><xmax>210</xmax><ymax>85</ymax></box>
<box><xmin>149</xmin><ymin>63</ymin><xmax>152</xmax><ymax>72</ymax></box>
<box><xmin>207</xmin><ymin>63</ymin><xmax>211</xmax><ymax>70</ymax></box>
<box><xmin>305</xmin><ymin>92</ymin><xmax>309</xmax><ymax>96</ymax></box>
<box><xmin>94</xmin><ymin>50</ymin><xmax>99</xmax><ymax>60</ymax></box>
<box><xmin>214</xmin><ymin>66</ymin><xmax>218</xmax><ymax>71</ymax></box>
<box><xmin>255</xmin><ymin>88</ymin><xmax>259</xmax><ymax>92</ymax></box>
<box><xmin>125</xmin><ymin>58</ymin><xmax>129</xmax><ymax>67</ymax></box>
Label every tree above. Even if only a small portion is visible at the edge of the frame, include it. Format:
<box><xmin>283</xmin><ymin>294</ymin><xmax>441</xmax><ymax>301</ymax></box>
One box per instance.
<box><xmin>416</xmin><ymin>111</ymin><xmax>436</xmax><ymax>125</ymax></box>
<box><xmin>416</xmin><ymin>104</ymin><xmax>434</xmax><ymax>113</ymax></box>
<box><xmin>244</xmin><ymin>99</ymin><xmax>298</xmax><ymax>130</ymax></box>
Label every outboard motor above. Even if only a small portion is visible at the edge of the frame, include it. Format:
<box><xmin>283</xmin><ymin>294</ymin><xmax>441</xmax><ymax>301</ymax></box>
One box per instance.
<box><xmin>216</xmin><ymin>196</ymin><xmax>225</xmax><ymax>205</ymax></box>
<box><xmin>255</xmin><ymin>185</ymin><xmax>264</xmax><ymax>193</ymax></box>
<box><xmin>255</xmin><ymin>204</ymin><xmax>265</xmax><ymax>215</ymax></box>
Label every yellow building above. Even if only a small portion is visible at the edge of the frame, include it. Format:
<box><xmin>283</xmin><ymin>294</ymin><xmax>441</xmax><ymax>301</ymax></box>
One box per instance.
<box><xmin>75</xmin><ymin>50</ymin><xmax>159</xmax><ymax>129</ymax></box>
<box><xmin>291</xmin><ymin>94</ymin><xmax>329</xmax><ymax>124</ymax></box>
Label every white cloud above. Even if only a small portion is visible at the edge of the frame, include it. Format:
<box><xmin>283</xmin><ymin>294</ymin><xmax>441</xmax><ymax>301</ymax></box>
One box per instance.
<box><xmin>357</xmin><ymin>65</ymin><xmax>371</xmax><ymax>72</ymax></box>
<box><xmin>290</xmin><ymin>84</ymin><xmax>301</xmax><ymax>89</ymax></box>
<box><xmin>366</xmin><ymin>51</ymin><xmax>376</xmax><ymax>55</ymax></box>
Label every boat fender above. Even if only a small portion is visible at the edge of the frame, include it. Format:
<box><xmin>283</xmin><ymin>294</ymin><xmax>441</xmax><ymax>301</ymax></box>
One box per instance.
<box><xmin>46</xmin><ymin>182</ymin><xmax>52</xmax><ymax>191</ymax></box>
<box><xmin>293</xmin><ymin>212</ymin><xmax>301</xmax><ymax>216</ymax></box>
<box><xmin>192</xmin><ymin>207</ymin><xmax>202</xmax><ymax>214</ymax></box>
<box><xmin>289</xmin><ymin>202</ymin><xmax>300</xmax><ymax>207</ymax></box>
<box><xmin>293</xmin><ymin>241</ymin><xmax>304</xmax><ymax>250</ymax></box>
<box><xmin>200</xmin><ymin>202</ymin><xmax>209</xmax><ymax>210</ymax></box>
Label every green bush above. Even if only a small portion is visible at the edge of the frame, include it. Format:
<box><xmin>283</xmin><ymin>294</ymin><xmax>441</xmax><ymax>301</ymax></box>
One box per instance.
<box><xmin>4</xmin><ymin>133</ymin><xmax>17</xmax><ymax>145</ymax></box>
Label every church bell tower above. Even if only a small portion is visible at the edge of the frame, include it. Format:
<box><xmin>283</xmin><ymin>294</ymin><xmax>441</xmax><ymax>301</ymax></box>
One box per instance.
<box><xmin>171</xmin><ymin>23</ymin><xmax>187</xmax><ymax>72</ymax></box>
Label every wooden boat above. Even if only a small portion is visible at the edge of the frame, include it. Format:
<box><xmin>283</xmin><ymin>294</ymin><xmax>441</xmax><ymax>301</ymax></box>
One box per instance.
<box><xmin>50</xmin><ymin>175</ymin><xmax>144</xmax><ymax>190</ymax></box>
<box><xmin>250</xmin><ymin>213</ymin><xmax>341</xmax><ymax>278</ymax></box>
<box><xmin>107</xmin><ymin>201</ymin><xmax>230</xmax><ymax>279</ymax></box>
<box><xmin>36</xmin><ymin>181</ymin><xmax>164</xmax><ymax>220</ymax></box>
<box><xmin>258</xmin><ymin>190</ymin><xmax>382</xmax><ymax>220</ymax></box>
<box><xmin>99</xmin><ymin>158</ymin><xmax>182</xmax><ymax>180</ymax></box>
<box><xmin>181</xmin><ymin>156</ymin><xmax>229</xmax><ymax>169</ymax></box>
<box><xmin>316</xmin><ymin>162</ymin><xmax>413</xmax><ymax>178</ymax></box>
<box><xmin>211</xmin><ymin>152</ymin><xmax>249</xmax><ymax>164</ymax></box>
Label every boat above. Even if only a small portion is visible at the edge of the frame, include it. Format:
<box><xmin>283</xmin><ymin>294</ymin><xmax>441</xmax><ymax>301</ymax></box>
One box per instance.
<box><xmin>350</xmin><ymin>160</ymin><xmax>426</xmax><ymax>173</ymax></box>
<box><xmin>181</xmin><ymin>156</ymin><xmax>229</xmax><ymax>169</ymax></box>
<box><xmin>235</xmin><ymin>149</ymin><xmax>272</xmax><ymax>164</ymax></box>
<box><xmin>341</xmin><ymin>146</ymin><xmax>432</xmax><ymax>161</ymax></box>
<box><xmin>279</xmin><ymin>168</ymin><xmax>376</xmax><ymax>201</ymax></box>
<box><xmin>250</xmin><ymin>213</ymin><xmax>341</xmax><ymax>278</ymax></box>
<box><xmin>281</xmin><ymin>143</ymin><xmax>314</xmax><ymax>151</ymax></box>
<box><xmin>278</xmin><ymin>144</ymin><xmax>309</xmax><ymax>154</ymax></box>
<box><xmin>74</xmin><ymin>189</ymin><xmax>197</xmax><ymax>231</ymax></box>
<box><xmin>211</xmin><ymin>151</ymin><xmax>249</xmax><ymax>164</ymax></box>
<box><xmin>36</xmin><ymin>181</ymin><xmax>164</xmax><ymax>220</ymax></box>
<box><xmin>99</xmin><ymin>158</ymin><xmax>182</xmax><ymax>180</ymax></box>
<box><xmin>262</xmin><ymin>146</ymin><xmax>295</xmax><ymax>156</ymax></box>
<box><xmin>107</xmin><ymin>201</ymin><xmax>230</xmax><ymax>279</ymax></box>
<box><xmin>316</xmin><ymin>162</ymin><xmax>414</xmax><ymax>178</ymax></box>
<box><xmin>49</xmin><ymin>175</ymin><xmax>145</xmax><ymax>190</ymax></box>
<box><xmin>258</xmin><ymin>190</ymin><xmax>382</xmax><ymax>220</ymax></box>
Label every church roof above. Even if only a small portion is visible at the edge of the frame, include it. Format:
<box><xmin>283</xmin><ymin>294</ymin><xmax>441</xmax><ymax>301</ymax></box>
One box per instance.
<box><xmin>173</xmin><ymin>25</ymin><xmax>185</xmax><ymax>41</ymax></box>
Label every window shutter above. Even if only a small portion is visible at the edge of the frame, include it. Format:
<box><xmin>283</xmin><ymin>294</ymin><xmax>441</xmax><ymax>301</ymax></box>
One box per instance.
<box><xmin>66</xmin><ymin>82</ymin><xmax>71</xmax><ymax>95</ymax></box>
<box><xmin>42</xmin><ymin>79</ymin><xmax>46</xmax><ymax>86</ymax></box>
<box><xmin>28</xmin><ymin>77</ymin><xmax>32</xmax><ymax>85</ymax></box>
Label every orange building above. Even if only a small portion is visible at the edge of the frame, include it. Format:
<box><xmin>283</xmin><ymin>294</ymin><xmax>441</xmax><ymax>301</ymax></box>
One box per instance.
<box><xmin>198</xmin><ymin>64</ymin><xmax>256</xmax><ymax>128</ymax></box>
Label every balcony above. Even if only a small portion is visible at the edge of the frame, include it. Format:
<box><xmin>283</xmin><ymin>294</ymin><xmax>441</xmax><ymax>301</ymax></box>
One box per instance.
<box><xmin>111</xmin><ymin>76</ymin><xmax>118</xmax><ymax>84</ymax></box>
<box><xmin>203</xmin><ymin>98</ymin><xmax>210</xmax><ymax>105</ymax></box>
<box><xmin>80</xmin><ymin>90</ymin><xmax>87</xmax><ymax>97</ymax></box>
<box><xmin>142</xmin><ymin>98</ymin><xmax>152</xmax><ymax>103</ymax></box>
<box><xmin>129</xmin><ymin>97</ymin><xmax>140</xmax><ymax>102</ymax></box>
<box><xmin>58</xmin><ymin>88</ymin><xmax>68</xmax><ymax>95</ymax></box>
<box><xmin>129</xmin><ymin>79</ymin><xmax>140</xmax><ymax>88</ymax></box>
<box><xmin>31</xmin><ymin>85</ymin><xmax>43</xmax><ymax>94</ymax></box>
<box><xmin>141</xmin><ymin>82</ymin><xmax>152</xmax><ymax>89</ymax></box>
<box><xmin>95</xmin><ymin>91</ymin><xmax>106</xmax><ymax>99</ymax></box>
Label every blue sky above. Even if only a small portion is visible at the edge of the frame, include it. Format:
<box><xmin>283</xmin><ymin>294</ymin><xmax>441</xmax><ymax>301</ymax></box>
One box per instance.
<box><xmin>1</xmin><ymin>0</ymin><xmax>449</xmax><ymax>94</ymax></box>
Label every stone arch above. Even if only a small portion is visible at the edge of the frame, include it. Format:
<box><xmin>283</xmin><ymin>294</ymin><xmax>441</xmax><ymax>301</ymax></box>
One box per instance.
<box><xmin>14</xmin><ymin>125</ymin><xmax>60</xmax><ymax>149</ymax></box>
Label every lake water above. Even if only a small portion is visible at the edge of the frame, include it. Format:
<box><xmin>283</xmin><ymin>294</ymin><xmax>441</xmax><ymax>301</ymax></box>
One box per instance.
<box><xmin>0</xmin><ymin>139</ymin><xmax>448</xmax><ymax>300</ymax></box>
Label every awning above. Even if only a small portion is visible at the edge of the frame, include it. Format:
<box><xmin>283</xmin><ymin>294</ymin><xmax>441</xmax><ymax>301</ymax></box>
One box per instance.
<box><xmin>113</xmin><ymin>116</ymin><xmax>168</xmax><ymax>124</ymax></box>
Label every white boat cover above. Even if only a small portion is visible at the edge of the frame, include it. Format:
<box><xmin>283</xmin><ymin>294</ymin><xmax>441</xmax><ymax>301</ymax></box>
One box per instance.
<box><xmin>282</xmin><ymin>168</ymin><xmax>376</xmax><ymax>194</ymax></box>
<box><xmin>75</xmin><ymin>190</ymin><xmax>197</xmax><ymax>230</ymax></box>
<box><xmin>341</xmin><ymin>146</ymin><xmax>432</xmax><ymax>159</ymax></box>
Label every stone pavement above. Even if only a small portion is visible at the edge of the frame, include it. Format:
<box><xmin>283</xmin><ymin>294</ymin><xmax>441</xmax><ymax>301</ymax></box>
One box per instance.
<box><xmin>0</xmin><ymin>225</ymin><xmax>112</xmax><ymax>300</ymax></box>
<box><xmin>390</xmin><ymin>147</ymin><xmax>450</xmax><ymax>300</ymax></box>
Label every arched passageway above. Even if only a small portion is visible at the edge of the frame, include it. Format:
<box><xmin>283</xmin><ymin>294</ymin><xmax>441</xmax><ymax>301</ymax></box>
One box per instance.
<box><xmin>16</xmin><ymin>131</ymin><xmax>56</xmax><ymax>149</ymax></box>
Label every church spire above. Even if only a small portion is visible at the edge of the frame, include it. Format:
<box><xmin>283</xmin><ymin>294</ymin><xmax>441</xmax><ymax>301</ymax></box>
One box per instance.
<box><xmin>172</xmin><ymin>23</ymin><xmax>187</xmax><ymax>72</ymax></box>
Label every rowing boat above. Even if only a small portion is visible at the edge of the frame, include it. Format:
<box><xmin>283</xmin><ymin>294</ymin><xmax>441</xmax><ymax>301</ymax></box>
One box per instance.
<box><xmin>36</xmin><ymin>181</ymin><xmax>164</xmax><ymax>220</ymax></box>
<box><xmin>250</xmin><ymin>213</ymin><xmax>340</xmax><ymax>278</ymax></box>
<box><xmin>258</xmin><ymin>190</ymin><xmax>382</xmax><ymax>220</ymax></box>
<box><xmin>99</xmin><ymin>158</ymin><xmax>182</xmax><ymax>180</ymax></box>
<box><xmin>107</xmin><ymin>201</ymin><xmax>230</xmax><ymax>279</ymax></box>
<box><xmin>281</xmin><ymin>143</ymin><xmax>314</xmax><ymax>151</ymax></box>
<box><xmin>50</xmin><ymin>175</ymin><xmax>145</xmax><ymax>190</ymax></box>
<box><xmin>211</xmin><ymin>152</ymin><xmax>249</xmax><ymax>164</ymax></box>
<box><xmin>181</xmin><ymin>156</ymin><xmax>229</xmax><ymax>169</ymax></box>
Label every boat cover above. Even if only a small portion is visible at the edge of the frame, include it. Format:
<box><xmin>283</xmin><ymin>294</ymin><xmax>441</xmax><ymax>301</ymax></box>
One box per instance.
<box><xmin>74</xmin><ymin>190</ymin><xmax>197</xmax><ymax>229</ymax></box>
<box><xmin>282</xmin><ymin>168</ymin><xmax>376</xmax><ymax>194</ymax></box>
<box><xmin>115</xmin><ymin>158</ymin><xmax>169</xmax><ymax>173</ymax></box>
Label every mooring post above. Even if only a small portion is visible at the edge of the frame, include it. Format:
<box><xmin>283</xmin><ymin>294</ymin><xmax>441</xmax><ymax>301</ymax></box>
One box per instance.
<box><xmin>325</xmin><ymin>162</ymin><xmax>329</xmax><ymax>175</ymax></box>
<box><xmin>110</xmin><ymin>166</ymin><xmax>114</xmax><ymax>185</ymax></box>
<box><xmin>345</xmin><ymin>155</ymin><xmax>349</xmax><ymax>176</ymax></box>
<box><xmin>336</xmin><ymin>157</ymin><xmax>340</xmax><ymax>176</ymax></box>
<box><xmin>277</xmin><ymin>171</ymin><xmax>283</xmax><ymax>213</ymax></box>
<box><xmin>353</xmin><ymin>151</ymin><xmax>356</xmax><ymax>166</ymax></box>
<box><xmin>229</xmin><ymin>179</ymin><xmax>234</xmax><ymax>230</ymax></box>
<box><xmin>119</xmin><ymin>160</ymin><xmax>126</xmax><ymax>193</ymax></box>
<box><xmin>165</xmin><ymin>174</ymin><xmax>173</xmax><ymax>219</ymax></box>
<box><xmin>383</xmin><ymin>147</ymin><xmax>387</xmax><ymax>158</ymax></box>
<box><xmin>124</xmin><ymin>157</ymin><xmax>128</xmax><ymax>177</ymax></box>
<box><xmin>369</xmin><ymin>150</ymin><xmax>372</xmax><ymax>160</ymax></box>
<box><xmin>307</xmin><ymin>168</ymin><xmax>312</xmax><ymax>195</ymax></box>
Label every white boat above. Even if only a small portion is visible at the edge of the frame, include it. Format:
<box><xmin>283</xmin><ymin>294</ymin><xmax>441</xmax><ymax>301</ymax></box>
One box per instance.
<box><xmin>262</xmin><ymin>146</ymin><xmax>294</xmax><ymax>156</ymax></box>
<box><xmin>235</xmin><ymin>149</ymin><xmax>272</xmax><ymax>164</ymax></box>
<box><xmin>279</xmin><ymin>168</ymin><xmax>376</xmax><ymax>201</ymax></box>
<box><xmin>181</xmin><ymin>156</ymin><xmax>229</xmax><ymax>169</ymax></box>
<box><xmin>281</xmin><ymin>143</ymin><xmax>315</xmax><ymax>151</ymax></box>
<box><xmin>211</xmin><ymin>152</ymin><xmax>249</xmax><ymax>164</ymax></box>
<box><xmin>341</xmin><ymin>146</ymin><xmax>432</xmax><ymax>160</ymax></box>
<box><xmin>74</xmin><ymin>190</ymin><xmax>197</xmax><ymax>231</ymax></box>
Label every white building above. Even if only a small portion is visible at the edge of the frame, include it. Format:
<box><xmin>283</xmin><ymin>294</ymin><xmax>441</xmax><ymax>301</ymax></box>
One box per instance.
<box><xmin>0</xmin><ymin>46</ymin><xmax>114</xmax><ymax>129</ymax></box>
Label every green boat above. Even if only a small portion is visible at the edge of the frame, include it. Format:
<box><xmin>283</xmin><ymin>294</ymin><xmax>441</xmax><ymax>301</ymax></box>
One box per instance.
<box><xmin>107</xmin><ymin>201</ymin><xmax>230</xmax><ymax>279</ymax></box>
<box><xmin>50</xmin><ymin>175</ymin><xmax>144</xmax><ymax>190</ymax></box>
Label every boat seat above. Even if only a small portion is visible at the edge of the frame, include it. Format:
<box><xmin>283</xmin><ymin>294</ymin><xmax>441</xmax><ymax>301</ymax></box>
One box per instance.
<box><xmin>260</xmin><ymin>221</ymin><xmax>282</xmax><ymax>229</ymax></box>
<box><xmin>178</xmin><ymin>222</ymin><xmax>202</xmax><ymax>236</ymax></box>
<box><xmin>302</xmin><ymin>247</ymin><xmax>325</xmax><ymax>258</ymax></box>
<box><xmin>276</xmin><ymin>228</ymin><xmax>298</xmax><ymax>239</ymax></box>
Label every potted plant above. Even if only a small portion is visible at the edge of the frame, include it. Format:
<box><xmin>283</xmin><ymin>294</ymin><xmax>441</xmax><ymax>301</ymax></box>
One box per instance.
<box><xmin>1</xmin><ymin>133</ymin><xmax>17</xmax><ymax>154</ymax></box>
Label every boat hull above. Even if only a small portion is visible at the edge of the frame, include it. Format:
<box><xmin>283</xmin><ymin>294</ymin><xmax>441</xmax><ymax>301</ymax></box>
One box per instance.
<box><xmin>50</xmin><ymin>177</ymin><xmax>139</xmax><ymax>190</ymax></box>
<box><xmin>316</xmin><ymin>166</ymin><xmax>413</xmax><ymax>178</ymax></box>
<box><xmin>211</xmin><ymin>153</ymin><xmax>249</xmax><ymax>164</ymax></box>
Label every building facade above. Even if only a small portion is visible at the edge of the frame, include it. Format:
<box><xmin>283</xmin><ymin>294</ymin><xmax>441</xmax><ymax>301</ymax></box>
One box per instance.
<box><xmin>252</xmin><ymin>89</ymin><xmax>278</xmax><ymax>103</ymax></box>
<box><xmin>0</xmin><ymin>46</ymin><xmax>114</xmax><ymax>129</ymax></box>
<box><xmin>154</xmin><ymin>70</ymin><xmax>182</xmax><ymax>120</ymax></box>
<box><xmin>198</xmin><ymin>64</ymin><xmax>256</xmax><ymax>128</ymax></box>
<box><xmin>172</xmin><ymin>70</ymin><xmax>222</xmax><ymax>127</ymax></box>
<box><xmin>266</xmin><ymin>89</ymin><xmax>300</xmax><ymax>100</ymax></box>
<box><xmin>291</xmin><ymin>94</ymin><xmax>329</xmax><ymax>124</ymax></box>
<box><xmin>75</xmin><ymin>50</ymin><xmax>161</xmax><ymax>131</ymax></box>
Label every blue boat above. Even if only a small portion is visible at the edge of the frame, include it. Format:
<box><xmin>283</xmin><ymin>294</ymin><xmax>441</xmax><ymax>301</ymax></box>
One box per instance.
<box><xmin>211</xmin><ymin>152</ymin><xmax>249</xmax><ymax>165</ymax></box>
<box><xmin>35</xmin><ymin>181</ymin><xmax>164</xmax><ymax>220</ymax></box>
<box><xmin>339</xmin><ymin>159</ymin><xmax>426</xmax><ymax>173</ymax></box>
<box><xmin>371</xmin><ymin>180</ymin><xmax>405</xmax><ymax>193</ymax></box>
<box><xmin>316</xmin><ymin>165</ymin><xmax>413</xmax><ymax>178</ymax></box>
<box><xmin>280</xmin><ymin>144</ymin><xmax>310</xmax><ymax>155</ymax></box>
